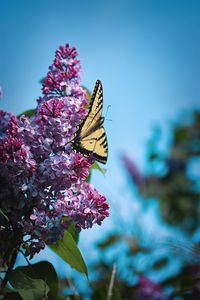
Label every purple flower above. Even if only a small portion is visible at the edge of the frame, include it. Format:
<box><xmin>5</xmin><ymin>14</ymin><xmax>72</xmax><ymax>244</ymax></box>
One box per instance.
<box><xmin>0</xmin><ymin>43</ymin><xmax>109</xmax><ymax>260</ymax></box>
<box><xmin>41</xmin><ymin>44</ymin><xmax>83</xmax><ymax>98</ymax></box>
<box><xmin>122</xmin><ymin>154</ymin><xmax>146</xmax><ymax>187</ymax></box>
<box><xmin>0</xmin><ymin>111</ymin><xmax>18</xmax><ymax>138</ymax></box>
<box><xmin>54</xmin><ymin>182</ymin><xmax>109</xmax><ymax>230</ymax></box>
<box><xmin>135</xmin><ymin>276</ymin><xmax>168</xmax><ymax>300</ymax></box>
<box><xmin>0</xmin><ymin>136</ymin><xmax>36</xmax><ymax>175</ymax></box>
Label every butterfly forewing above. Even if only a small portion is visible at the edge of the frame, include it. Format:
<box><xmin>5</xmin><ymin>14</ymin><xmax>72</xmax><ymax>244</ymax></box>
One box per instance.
<box><xmin>79</xmin><ymin>80</ymin><xmax>103</xmax><ymax>136</ymax></box>
<box><xmin>74</xmin><ymin>80</ymin><xmax>108</xmax><ymax>164</ymax></box>
<box><xmin>89</xmin><ymin>80</ymin><xmax>103</xmax><ymax>118</ymax></box>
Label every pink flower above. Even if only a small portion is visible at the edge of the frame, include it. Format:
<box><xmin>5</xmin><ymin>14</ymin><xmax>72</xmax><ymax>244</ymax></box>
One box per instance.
<box><xmin>0</xmin><ymin>111</ymin><xmax>18</xmax><ymax>138</ymax></box>
<box><xmin>0</xmin><ymin>43</ymin><xmax>109</xmax><ymax>258</ymax></box>
<box><xmin>135</xmin><ymin>276</ymin><xmax>168</xmax><ymax>300</ymax></box>
<box><xmin>42</xmin><ymin>44</ymin><xmax>82</xmax><ymax>98</ymax></box>
<box><xmin>0</xmin><ymin>137</ymin><xmax>36</xmax><ymax>174</ymax></box>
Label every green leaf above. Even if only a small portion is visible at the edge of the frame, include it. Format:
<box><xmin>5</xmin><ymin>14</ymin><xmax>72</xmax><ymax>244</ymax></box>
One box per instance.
<box><xmin>97</xmin><ymin>234</ymin><xmax>121</xmax><ymax>249</ymax></box>
<box><xmin>48</xmin><ymin>231</ymin><xmax>88</xmax><ymax>278</ymax></box>
<box><xmin>91</xmin><ymin>286</ymin><xmax>121</xmax><ymax>300</ymax></box>
<box><xmin>18</xmin><ymin>109</ymin><xmax>35</xmax><ymax>118</ymax></box>
<box><xmin>13</xmin><ymin>261</ymin><xmax>58</xmax><ymax>300</ymax></box>
<box><xmin>91</xmin><ymin>162</ymin><xmax>106</xmax><ymax>175</ymax></box>
<box><xmin>85</xmin><ymin>171</ymin><xmax>91</xmax><ymax>183</ymax></box>
<box><xmin>67</xmin><ymin>224</ymin><xmax>79</xmax><ymax>244</ymax></box>
<box><xmin>9</xmin><ymin>269</ymin><xmax>48</xmax><ymax>300</ymax></box>
<box><xmin>2</xmin><ymin>291</ymin><xmax>22</xmax><ymax>299</ymax></box>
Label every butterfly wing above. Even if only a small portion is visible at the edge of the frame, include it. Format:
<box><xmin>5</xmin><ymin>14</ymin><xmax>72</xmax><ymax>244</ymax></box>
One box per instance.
<box><xmin>74</xmin><ymin>80</ymin><xmax>108</xmax><ymax>164</ymax></box>
<box><xmin>79</xmin><ymin>126</ymin><xmax>108</xmax><ymax>164</ymax></box>
<box><xmin>79</xmin><ymin>80</ymin><xmax>103</xmax><ymax>138</ymax></box>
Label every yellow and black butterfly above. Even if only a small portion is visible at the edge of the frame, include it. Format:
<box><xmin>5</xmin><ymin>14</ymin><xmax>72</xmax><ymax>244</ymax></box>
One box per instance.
<box><xmin>73</xmin><ymin>80</ymin><xmax>108</xmax><ymax>164</ymax></box>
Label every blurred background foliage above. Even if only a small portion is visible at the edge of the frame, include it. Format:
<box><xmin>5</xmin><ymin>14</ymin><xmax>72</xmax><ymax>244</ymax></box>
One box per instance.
<box><xmin>59</xmin><ymin>110</ymin><xmax>200</xmax><ymax>299</ymax></box>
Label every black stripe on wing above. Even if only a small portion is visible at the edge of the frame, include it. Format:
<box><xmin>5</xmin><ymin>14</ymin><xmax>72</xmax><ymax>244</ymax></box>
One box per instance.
<box><xmin>74</xmin><ymin>80</ymin><xmax>103</xmax><ymax>140</ymax></box>
<box><xmin>88</xmin><ymin>80</ymin><xmax>103</xmax><ymax>114</ymax></box>
<box><xmin>75</xmin><ymin>144</ymin><xmax>107</xmax><ymax>164</ymax></box>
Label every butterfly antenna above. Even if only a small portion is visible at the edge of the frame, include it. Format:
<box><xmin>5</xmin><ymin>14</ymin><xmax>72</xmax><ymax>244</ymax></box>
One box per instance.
<box><xmin>105</xmin><ymin>105</ymin><xmax>112</xmax><ymax>122</ymax></box>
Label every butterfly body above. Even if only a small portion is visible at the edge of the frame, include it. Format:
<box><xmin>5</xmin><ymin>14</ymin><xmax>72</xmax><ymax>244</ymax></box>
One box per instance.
<box><xmin>73</xmin><ymin>80</ymin><xmax>108</xmax><ymax>164</ymax></box>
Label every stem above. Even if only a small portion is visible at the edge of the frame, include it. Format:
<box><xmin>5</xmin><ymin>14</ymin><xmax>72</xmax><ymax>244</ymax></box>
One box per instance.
<box><xmin>19</xmin><ymin>249</ymin><xmax>31</xmax><ymax>266</ymax></box>
<box><xmin>0</xmin><ymin>231</ymin><xmax>22</xmax><ymax>292</ymax></box>
<box><xmin>106</xmin><ymin>263</ymin><xmax>117</xmax><ymax>300</ymax></box>
<box><xmin>66</xmin><ymin>271</ymin><xmax>80</xmax><ymax>300</ymax></box>
<box><xmin>0</xmin><ymin>248</ymin><xmax>18</xmax><ymax>291</ymax></box>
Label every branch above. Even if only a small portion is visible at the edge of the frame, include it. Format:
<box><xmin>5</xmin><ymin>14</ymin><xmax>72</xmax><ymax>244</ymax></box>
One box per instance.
<box><xmin>106</xmin><ymin>263</ymin><xmax>117</xmax><ymax>300</ymax></box>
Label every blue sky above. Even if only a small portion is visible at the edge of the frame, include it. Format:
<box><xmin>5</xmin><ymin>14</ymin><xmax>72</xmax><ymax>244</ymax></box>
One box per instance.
<box><xmin>1</xmin><ymin>0</ymin><xmax>200</xmax><ymax>274</ymax></box>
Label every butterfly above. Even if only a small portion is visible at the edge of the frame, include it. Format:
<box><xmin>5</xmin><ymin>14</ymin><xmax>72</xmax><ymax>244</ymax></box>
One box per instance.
<box><xmin>73</xmin><ymin>80</ymin><xmax>108</xmax><ymax>164</ymax></box>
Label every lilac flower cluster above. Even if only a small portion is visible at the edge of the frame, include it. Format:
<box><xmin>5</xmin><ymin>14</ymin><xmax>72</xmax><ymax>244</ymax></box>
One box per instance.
<box><xmin>122</xmin><ymin>154</ymin><xmax>146</xmax><ymax>187</ymax></box>
<box><xmin>0</xmin><ymin>44</ymin><xmax>109</xmax><ymax>260</ymax></box>
<box><xmin>135</xmin><ymin>276</ymin><xmax>168</xmax><ymax>300</ymax></box>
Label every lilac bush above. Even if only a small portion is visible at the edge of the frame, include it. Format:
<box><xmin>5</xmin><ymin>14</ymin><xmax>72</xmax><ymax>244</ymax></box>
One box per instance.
<box><xmin>0</xmin><ymin>44</ymin><xmax>109</xmax><ymax>262</ymax></box>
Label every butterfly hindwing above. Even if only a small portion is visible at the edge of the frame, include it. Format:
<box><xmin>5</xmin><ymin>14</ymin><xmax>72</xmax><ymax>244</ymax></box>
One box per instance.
<box><xmin>79</xmin><ymin>126</ymin><xmax>108</xmax><ymax>164</ymax></box>
<box><xmin>74</xmin><ymin>80</ymin><xmax>108</xmax><ymax>164</ymax></box>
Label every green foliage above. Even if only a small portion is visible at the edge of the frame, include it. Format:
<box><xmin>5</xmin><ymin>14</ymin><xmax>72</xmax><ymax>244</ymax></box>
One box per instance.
<box><xmin>91</xmin><ymin>285</ymin><xmax>121</xmax><ymax>300</ymax></box>
<box><xmin>9</xmin><ymin>269</ymin><xmax>48</xmax><ymax>300</ymax></box>
<box><xmin>0</xmin><ymin>208</ymin><xmax>9</xmax><ymax>222</ymax></box>
<box><xmin>48</xmin><ymin>230</ymin><xmax>88</xmax><ymax>278</ymax></box>
<box><xmin>2</xmin><ymin>109</ymin><xmax>199</xmax><ymax>299</ymax></box>
<box><xmin>1</xmin><ymin>291</ymin><xmax>22</xmax><ymax>299</ymax></box>
<box><xmin>17</xmin><ymin>109</ymin><xmax>35</xmax><ymax>118</ymax></box>
<box><xmin>8</xmin><ymin>261</ymin><xmax>58</xmax><ymax>300</ymax></box>
<box><xmin>140</xmin><ymin>111</ymin><xmax>200</xmax><ymax>234</ymax></box>
<box><xmin>88</xmin><ymin>110</ymin><xmax>200</xmax><ymax>299</ymax></box>
<box><xmin>162</xmin><ymin>264</ymin><xmax>200</xmax><ymax>298</ymax></box>
<box><xmin>97</xmin><ymin>234</ymin><xmax>121</xmax><ymax>249</ymax></box>
<box><xmin>91</xmin><ymin>162</ymin><xmax>106</xmax><ymax>175</ymax></box>
<box><xmin>67</xmin><ymin>224</ymin><xmax>79</xmax><ymax>244</ymax></box>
